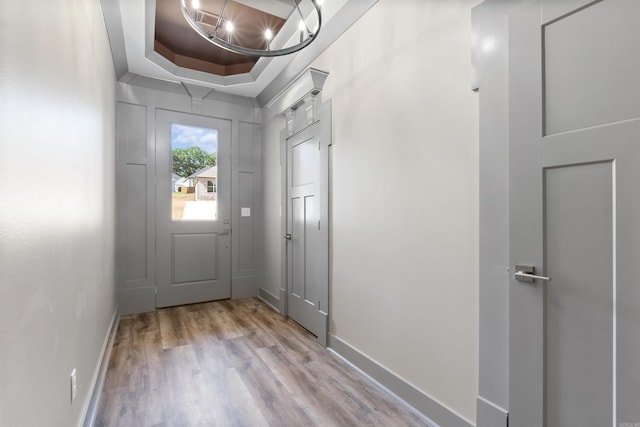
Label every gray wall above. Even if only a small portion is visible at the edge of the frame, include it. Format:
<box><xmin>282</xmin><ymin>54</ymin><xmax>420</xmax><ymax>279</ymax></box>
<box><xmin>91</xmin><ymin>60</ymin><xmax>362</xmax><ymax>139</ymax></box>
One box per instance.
<box><xmin>116</xmin><ymin>81</ymin><xmax>262</xmax><ymax>314</ymax></box>
<box><xmin>473</xmin><ymin>2</ymin><xmax>529</xmax><ymax>425</ymax></box>
<box><xmin>258</xmin><ymin>114</ymin><xmax>286</xmax><ymax>306</ymax></box>
<box><xmin>259</xmin><ymin>0</ymin><xmax>481</xmax><ymax>423</ymax></box>
<box><xmin>0</xmin><ymin>1</ymin><xmax>117</xmax><ymax>426</ymax></box>
<box><xmin>232</xmin><ymin>120</ymin><xmax>262</xmax><ymax>298</ymax></box>
<box><xmin>474</xmin><ymin>1</ymin><xmax>510</xmax><ymax>423</ymax></box>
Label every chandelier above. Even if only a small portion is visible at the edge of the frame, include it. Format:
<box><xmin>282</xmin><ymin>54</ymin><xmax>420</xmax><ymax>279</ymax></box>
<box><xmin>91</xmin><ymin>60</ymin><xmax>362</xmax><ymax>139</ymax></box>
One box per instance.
<box><xmin>179</xmin><ymin>0</ymin><xmax>323</xmax><ymax>57</ymax></box>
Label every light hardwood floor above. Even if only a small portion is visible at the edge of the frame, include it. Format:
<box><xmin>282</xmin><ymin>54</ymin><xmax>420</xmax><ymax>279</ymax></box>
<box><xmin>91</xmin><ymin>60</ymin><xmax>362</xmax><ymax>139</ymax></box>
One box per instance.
<box><xmin>96</xmin><ymin>298</ymin><xmax>433</xmax><ymax>427</ymax></box>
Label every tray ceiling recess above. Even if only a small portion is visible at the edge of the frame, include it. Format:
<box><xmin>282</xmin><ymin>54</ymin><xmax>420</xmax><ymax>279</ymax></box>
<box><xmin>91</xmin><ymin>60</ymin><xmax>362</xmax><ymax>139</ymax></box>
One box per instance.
<box><xmin>102</xmin><ymin>0</ymin><xmax>378</xmax><ymax>99</ymax></box>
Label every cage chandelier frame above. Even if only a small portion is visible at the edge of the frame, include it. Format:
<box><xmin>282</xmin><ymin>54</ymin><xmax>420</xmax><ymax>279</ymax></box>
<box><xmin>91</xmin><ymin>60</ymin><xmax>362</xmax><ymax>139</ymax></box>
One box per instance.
<box><xmin>179</xmin><ymin>0</ymin><xmax>323</xmax><ymax>57</ymax></box>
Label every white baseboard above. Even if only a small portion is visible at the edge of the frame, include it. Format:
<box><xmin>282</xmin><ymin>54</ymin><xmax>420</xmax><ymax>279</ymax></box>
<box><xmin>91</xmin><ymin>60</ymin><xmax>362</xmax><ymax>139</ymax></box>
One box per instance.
<box><xmin>232</xmin><ymin>276</ymin><xmax>259</xmax><ymax>299</ymax></box>
<box><xmin>258</xmin><ymin>287</ymin><xmax>280</xmax><ymax>313</ymax></box>
<box><xmin>80</xmin><ymin>307</ymin><xmax>120</xmax><ymax>427</ymax></box>
<box><xmin>117</xmin><ymin>286</ymin><xmax>155</xmax><ymax>315</ymax></box>
<box><xmin>328</xmin><ymin>334</ymin><xmax>474</xmax><ymax>427</ymax></box>
<box><xmin>476</xmin><ymin>396</ymin><xmax>508</xmax><ymax>427</ymax></box>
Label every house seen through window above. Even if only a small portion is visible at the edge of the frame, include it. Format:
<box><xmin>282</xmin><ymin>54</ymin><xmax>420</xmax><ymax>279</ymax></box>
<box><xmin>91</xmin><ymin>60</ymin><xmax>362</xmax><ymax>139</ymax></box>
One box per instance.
<box><xmin>171</xmin><ymin>123</ymin><xmax>218</xmax><ymax>221</ymax></box>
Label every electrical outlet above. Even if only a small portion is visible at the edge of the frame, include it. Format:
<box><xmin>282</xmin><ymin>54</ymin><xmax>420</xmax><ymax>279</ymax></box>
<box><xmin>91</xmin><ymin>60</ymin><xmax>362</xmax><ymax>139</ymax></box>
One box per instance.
<box><xmin>70</xmin><ymin>369</ymin><xmax>77</xmax><ymax>403</ymax></box>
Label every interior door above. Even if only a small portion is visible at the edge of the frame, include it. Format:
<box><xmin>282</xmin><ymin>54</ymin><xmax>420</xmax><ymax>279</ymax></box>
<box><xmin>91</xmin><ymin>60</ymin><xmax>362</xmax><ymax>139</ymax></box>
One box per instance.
<box><xmin>155</xmin><ymin>109</ymin><xmax>231</xmax><ymax>308</ymax></box>
<box><xmin>509</xmin><ymin>0</ymin><xmax>640</xmax><ymax>426</ymax></box>
<box><xmin>285</xmin><ymin>120</ymin><xmax>328</xmax><ymax>344</ymax></box>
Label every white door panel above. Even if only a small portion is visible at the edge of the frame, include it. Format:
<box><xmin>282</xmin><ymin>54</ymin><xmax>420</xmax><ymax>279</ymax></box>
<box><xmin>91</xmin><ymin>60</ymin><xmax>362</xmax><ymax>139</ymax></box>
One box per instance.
<box><xmin>285</xmin><ymin>115</ymin><xmax>329</xmax><ymax>345</ymax></box>
<box><xmin>509</xmin><ymin>0</ymin><xmax>640</xmax><ymax>425</ymax></box>
<box><xmin>287</xmin><ymin>132</ymin><xmax>320</xmax><ymax>332</ymax></box>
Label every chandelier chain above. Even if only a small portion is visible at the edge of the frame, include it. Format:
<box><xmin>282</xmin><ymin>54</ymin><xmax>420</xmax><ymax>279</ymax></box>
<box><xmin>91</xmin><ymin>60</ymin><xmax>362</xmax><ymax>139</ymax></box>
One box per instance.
<box><xmin>212</xmin><ymin>0</ymin><xmax>229</xmax><ymax>36</ymax></box>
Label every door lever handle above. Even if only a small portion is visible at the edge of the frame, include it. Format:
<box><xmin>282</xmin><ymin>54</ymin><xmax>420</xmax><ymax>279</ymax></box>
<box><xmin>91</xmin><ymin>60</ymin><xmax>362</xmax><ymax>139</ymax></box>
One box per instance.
<box><xmin>284</xmin><ymin>233</ymin><xmax>292</xmax><ymax>240</ymax></box>
<box><xmin>515</xmin><ymin>271</ymin><xmax>551</xmax><ymax>281</ymax></box>
<box><xmin>515</xmin><ymin>265</ymin><xmax>551</xmax><ymax>283</ymax></box>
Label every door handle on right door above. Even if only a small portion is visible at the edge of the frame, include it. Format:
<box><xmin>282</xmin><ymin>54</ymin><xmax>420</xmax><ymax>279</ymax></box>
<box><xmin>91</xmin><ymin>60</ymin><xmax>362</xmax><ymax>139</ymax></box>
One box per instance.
<box><xmin>284</xmin><ymin>234</ymin><xmax>292</xmax><ymax>240</ymax></box>
<box><xmin>515</xmin><ymin>265</ymin><xmax>551</xmax><ymax>283</ymax></box>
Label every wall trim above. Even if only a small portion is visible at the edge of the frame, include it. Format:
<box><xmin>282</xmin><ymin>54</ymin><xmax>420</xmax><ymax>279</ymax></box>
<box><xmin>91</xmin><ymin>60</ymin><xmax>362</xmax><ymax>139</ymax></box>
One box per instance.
<box><xmin>476</xmin><ymin>396</ymin><xmax>509</xmax><ymax>427</ymax></box>
<box><xmin>264</xmin><ymin>67</ymin><xmax>329</xmax><ymax>118</ymax></box>
<box><xmin>475</xmin><ymin>0</ymin><xmax>532</xmax><ymax>417</ymax></box>
<box><xmin>231</xmin><ymin>276</ymin><xmax>259</xmax><ymax>300</ymax></box>
<box><xmin>117</xmin><ymin>286</ymin><xmax>156</xmax><ymax>315</ymax></box>
<box><xmin>80</xmin><ymin>307</ymin><xmax>120</xmax><ymax>427</ymax></box>
<box><xmin>328</xmin><ymin>335</ymin><xmax>474</xmax><ymax>427</ymax></box>
<box><xmin>99</xmin><ymin>0</ymin><xmax>128</xmax><ymax>79</ymax></box>
<box><xmin>258</xmin><ymin>287</ymin><xmax>280</xmax><ymax>312</ymax></box>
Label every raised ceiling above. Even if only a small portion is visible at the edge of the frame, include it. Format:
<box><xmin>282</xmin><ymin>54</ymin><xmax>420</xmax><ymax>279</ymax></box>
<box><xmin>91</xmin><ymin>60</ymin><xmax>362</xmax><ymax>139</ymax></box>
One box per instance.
<box><xmin>100</xmin><ymin>0</ymin><xmax>378</xmax><ymax>102</ymax></box>
<box><xmin>154</xmin><ymin>0</ymin><xmax>287</xmax><ymax>76</ymax></box>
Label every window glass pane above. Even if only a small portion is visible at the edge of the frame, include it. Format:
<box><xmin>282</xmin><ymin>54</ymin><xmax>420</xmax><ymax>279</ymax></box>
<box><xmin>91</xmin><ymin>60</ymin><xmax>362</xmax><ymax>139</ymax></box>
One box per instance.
<box><xmin>171</xmin><ymin>124</ymin><xmax>218</xmax><ymax>221</ymax></box>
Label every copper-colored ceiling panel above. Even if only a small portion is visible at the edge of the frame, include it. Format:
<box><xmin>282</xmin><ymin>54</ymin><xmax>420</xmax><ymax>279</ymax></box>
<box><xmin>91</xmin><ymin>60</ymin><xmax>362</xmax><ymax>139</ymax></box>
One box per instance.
<box><xmin>155</xmin><ymin>0</ymin><xmax>288</xmax><ymax>76</ymax></box>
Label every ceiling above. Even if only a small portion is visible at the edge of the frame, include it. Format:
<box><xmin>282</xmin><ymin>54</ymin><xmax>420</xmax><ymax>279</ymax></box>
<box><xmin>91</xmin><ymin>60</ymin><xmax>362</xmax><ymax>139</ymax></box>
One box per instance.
<box><xmin>154</xmin><ymin>0</ymin><xmax>287</xmax><ymax>76</ymax></box>
<box><xmin>101</xmin><ymin>0</ymin><xmax>378</xmax><ymax>103</ymax></box>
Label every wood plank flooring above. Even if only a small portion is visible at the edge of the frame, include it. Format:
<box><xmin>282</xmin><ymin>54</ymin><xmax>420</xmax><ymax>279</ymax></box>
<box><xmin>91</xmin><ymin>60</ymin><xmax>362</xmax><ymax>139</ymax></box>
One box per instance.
<box><xmin>96</xmin><ymin>298</ymin><xmax>433</xmax><ymax>427</ymax></box>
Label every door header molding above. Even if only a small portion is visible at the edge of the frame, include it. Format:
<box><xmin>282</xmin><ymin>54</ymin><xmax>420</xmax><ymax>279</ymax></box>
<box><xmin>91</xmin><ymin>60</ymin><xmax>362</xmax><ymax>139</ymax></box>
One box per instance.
<box><xmin>264</xmin><ymin>68</ymin><xmax>329</xmax><ymax>117</ymax></box>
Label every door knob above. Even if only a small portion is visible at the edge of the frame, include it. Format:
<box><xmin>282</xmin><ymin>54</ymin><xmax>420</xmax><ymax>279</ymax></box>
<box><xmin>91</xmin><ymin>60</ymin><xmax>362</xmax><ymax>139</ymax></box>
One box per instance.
<box><xmin>284</xmin><ymin>234</ymin><xmax>292</xmax><ymax>240</ymax></box>
<box><xmin>515</xmin><ymin>265</ymin><xmax>551</xmax><ymax>283</ymax></box>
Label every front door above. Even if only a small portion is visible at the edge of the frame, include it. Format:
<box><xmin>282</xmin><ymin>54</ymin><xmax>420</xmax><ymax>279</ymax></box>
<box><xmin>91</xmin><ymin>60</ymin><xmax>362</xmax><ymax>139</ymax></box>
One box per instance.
<box><xmin>509</xmin><ymin>0</ymin><xmax>640</xmax><ymax>425</ymax></box>
<box><xmin>285</xmin><ymin>119</ymin><xmax>329</xmax><ymax>344</ymax></box>
<box><xmin>155</xmin><ymin>109</ymin><xmax>231</xmax><ymax>308</ymax></box>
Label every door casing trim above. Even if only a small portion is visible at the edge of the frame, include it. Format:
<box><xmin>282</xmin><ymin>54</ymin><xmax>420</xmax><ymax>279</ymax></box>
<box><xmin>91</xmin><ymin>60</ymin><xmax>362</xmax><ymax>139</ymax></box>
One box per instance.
<box><xmin>279</xmin><ymin>99</ymin><xmax>331</xmax><ymax>346</ymax></box>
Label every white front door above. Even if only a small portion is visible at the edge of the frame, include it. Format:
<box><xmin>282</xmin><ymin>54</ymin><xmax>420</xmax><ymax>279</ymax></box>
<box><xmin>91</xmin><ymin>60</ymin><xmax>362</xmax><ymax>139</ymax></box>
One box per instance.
<box><xmin>155</xmin><ymin>109</ymin><xmax>231</xmax><ymax>308</ymax></box>
<box><xmin>509</xmin><ymin>0</ymin><xmax>640</xmax><ymax>425</ymax></box>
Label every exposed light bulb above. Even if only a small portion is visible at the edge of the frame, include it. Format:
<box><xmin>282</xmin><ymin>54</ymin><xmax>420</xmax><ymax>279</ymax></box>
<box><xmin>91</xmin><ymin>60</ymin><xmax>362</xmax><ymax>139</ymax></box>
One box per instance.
<box><xmin>299</xmin><ymin>21</ymin><xmax>306</xmax><ymax>42</ymax></box>
<box><xmin>225</xmin><ymin>20</ymin><xmax>234</xmax><ymax>42</ymax></box>
<box><xmin>265</xmin><ymin>28</ymin><xmax>273</xmax><ymax>50</ymax></box>
<box><xmin>192</xmin><ymin>0</ymin><xmax>200</xmax><ymax>10</ymax></box>
<box><xmin>316</xmin><ymin>0</ymin><xmax>324</xmax><ymax>6</ymax></box>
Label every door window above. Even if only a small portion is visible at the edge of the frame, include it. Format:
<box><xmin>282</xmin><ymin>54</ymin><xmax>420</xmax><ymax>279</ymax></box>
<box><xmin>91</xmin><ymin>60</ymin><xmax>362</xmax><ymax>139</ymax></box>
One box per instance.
<box><xmin>171</xmin><ymin>123</ymin><xmax>218</xmax><ymax>221</ymax></box>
